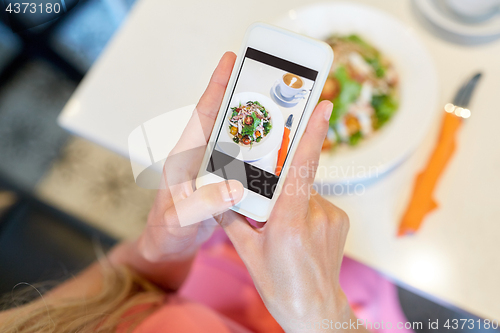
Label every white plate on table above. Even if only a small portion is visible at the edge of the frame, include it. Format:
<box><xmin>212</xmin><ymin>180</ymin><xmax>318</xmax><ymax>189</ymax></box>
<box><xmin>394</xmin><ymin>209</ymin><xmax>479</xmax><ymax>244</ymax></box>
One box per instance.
<box><xmin>217</xmin><ymin>92</ymin><xmax>284</xmax><ymax>163</ymax></box>
<box><xmin>274</xmin><ymin>2</ymin><xmax>439</xmax><ymax>186</ymax></box>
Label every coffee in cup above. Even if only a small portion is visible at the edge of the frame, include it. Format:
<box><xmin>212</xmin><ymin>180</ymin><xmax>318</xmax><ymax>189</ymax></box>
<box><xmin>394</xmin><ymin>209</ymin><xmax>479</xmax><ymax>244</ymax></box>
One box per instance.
<box><xmin>283</xmin><ymin>73</ymin><xmax>304</xmax><ymax>89</ymax></box>
<box><xmin>278</xmin><ymin>73</ymin><xmax>308</xmax><ymax>101</ymax></box>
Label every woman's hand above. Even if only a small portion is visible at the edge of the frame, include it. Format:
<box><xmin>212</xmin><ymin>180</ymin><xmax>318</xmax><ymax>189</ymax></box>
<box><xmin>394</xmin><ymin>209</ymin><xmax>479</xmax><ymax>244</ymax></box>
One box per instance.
<box><xmin>218</xmin><ymin>101</ymin><xmax>361</xmax><ymax>332</ymax></box>
<box><xmin>109</xmin><ymin>53</ymin><xmax>245</xmax><ymax>291</ymax></box>
<box><xmin>113</xmin><ymin>52</ymin><xmax>361</xmax><ymax>332</ymax></box>
<box><xmin>136</xmin><ymin>52</ymin><xmax>244</xmax><ymax>263</ymax></box>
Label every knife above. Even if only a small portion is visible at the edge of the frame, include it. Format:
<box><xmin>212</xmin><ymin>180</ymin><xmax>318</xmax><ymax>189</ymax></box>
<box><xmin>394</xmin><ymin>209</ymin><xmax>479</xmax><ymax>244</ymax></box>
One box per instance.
<box><xmin>275</xmin><ymin>114</ymin><xmax>294</xmax><ymax>176</ymax></box>
<box><xmin>398</xmin><ymin>73</ymin><xmax>482</xmax><ymax>236</ymax></box>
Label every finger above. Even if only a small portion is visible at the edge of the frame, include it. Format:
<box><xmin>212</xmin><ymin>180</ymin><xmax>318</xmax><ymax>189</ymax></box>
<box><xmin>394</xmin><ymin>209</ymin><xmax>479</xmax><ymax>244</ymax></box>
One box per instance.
<box><xmin>165</xmin><ymin>52</ymin><xmax>236</xmax><ymax>188</ymax></box>
<box><xmin>197</xmin><ymin>52</ymin><xmax>237</xmax><ymax>141</ymax></box>
<box><xmin>170</xmin><ymin>52</ymin><xmax>236</xmax><ymax>154</ymax></box>
<box><xmin>219</xmin><ymin>210</ymin><xmax>260</xmax><ymax>258</ymax></box>
<box><xmin>289</xmin><ymin>100</ymin><xmax>333</xmax><ymax>181</ymax></box>
<box><xmin>281</xmin><ymin>100</ymin><xmax>333</xmax><ymax>202</ymax></box>
<box><xmin>166</xmin><ymin>179</ymin><xmax>244</xmax><ymax>227</ymax></box>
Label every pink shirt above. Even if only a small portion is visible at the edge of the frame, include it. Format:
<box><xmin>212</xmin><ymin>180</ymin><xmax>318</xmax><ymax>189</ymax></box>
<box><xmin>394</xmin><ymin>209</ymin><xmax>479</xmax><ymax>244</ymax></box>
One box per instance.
<box><xmin>130</xmin><ymin>296</ymin><xmax>252</xmax><ymax>333</ymax></box>
<box><xmin>124</xmin><ymin>227</ymin><xmax>413</xmax><ymax>333</ymax></box>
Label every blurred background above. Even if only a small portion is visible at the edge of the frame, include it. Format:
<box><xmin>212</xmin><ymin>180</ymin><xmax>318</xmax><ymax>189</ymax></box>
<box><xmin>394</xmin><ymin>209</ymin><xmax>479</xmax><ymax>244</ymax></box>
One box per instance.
<box><xmin>0</xmin><ymin>0</ymin><xmax>499</xmax><ymax>332</ymax></box>
<box><xmin>0</xmin><ymin>0</ymin><xmax>156</xmax><ymax>299</ymax></box>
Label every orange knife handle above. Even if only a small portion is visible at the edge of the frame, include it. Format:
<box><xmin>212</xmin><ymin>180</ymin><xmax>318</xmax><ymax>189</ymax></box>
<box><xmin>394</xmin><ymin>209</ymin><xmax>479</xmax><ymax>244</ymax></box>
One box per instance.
<box><xmin>275</xmin><ymin>128</ymin><xmax>291</xmax><ymax>176</ymax></box>
<box><xmin>398</xmin><ymin>111</ymin><xmax>463</xmax><ymax>236</ymax></box>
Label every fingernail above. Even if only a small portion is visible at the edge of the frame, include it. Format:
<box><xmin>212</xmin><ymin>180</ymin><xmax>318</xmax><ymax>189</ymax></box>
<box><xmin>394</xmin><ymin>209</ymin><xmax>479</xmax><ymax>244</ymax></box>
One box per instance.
<box><xmin>324</xmin><ymin>102</ymin><xmax>334</xmax><ymax>121</ymax></box>
<box><xmin>220</xmin><ymin>180</ymin><xmax>244</xmax><ymax>204</ymax></box>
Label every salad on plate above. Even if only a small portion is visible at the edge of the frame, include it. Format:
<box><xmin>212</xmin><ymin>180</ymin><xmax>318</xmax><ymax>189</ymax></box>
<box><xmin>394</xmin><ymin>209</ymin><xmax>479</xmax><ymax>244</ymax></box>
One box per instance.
<box><xmin>320</xmin><ymin>34</ymin><xmax>400</xmax><ymax>149</ymax></box>
<box><xmin>228</xmin><ymin>101</ymin><xmax>272</xmax><ymax>146</ymax></box>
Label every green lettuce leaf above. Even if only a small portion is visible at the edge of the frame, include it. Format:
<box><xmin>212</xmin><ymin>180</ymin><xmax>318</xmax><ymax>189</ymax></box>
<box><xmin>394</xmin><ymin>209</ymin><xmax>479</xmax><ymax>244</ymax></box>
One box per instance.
<box><xmin>371</xmin><ymin>94</ymin><xmax>398</xmax><ymax>129</ymax></box>
<box><xmin>330</xmin><ymin>66</ymin><xmax>362</xmax><ymax>125</ymax></box>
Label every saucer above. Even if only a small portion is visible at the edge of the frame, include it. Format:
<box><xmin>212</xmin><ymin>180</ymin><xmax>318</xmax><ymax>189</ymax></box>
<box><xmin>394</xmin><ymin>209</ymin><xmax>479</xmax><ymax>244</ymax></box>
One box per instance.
<box><xmin>270</xmin><ymin>82</ymin><xmax>303</xmax><ymax>108</ymax></box>
<box><xmin>414</xmin><ymin>0</ymin><xmax>500</xmax><ymax>44</ymax></box>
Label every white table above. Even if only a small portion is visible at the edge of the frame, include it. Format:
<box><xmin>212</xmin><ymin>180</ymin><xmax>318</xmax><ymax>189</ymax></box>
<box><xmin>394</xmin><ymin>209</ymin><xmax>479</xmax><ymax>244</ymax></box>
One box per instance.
<box><xmin>58</xmin><ymin>0</ymin><xmax>500</xmax><ymax>321</ymax></box>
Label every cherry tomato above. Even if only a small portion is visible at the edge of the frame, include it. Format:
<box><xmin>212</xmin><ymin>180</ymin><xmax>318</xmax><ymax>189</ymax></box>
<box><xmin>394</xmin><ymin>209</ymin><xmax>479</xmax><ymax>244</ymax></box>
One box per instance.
<box><xmin>244</xmin><ymin>116</ymin><xmax>254</xmax><ymax>126</ymax></box>
<box><xmin>320</xmin><ymin>77</ymin><xmax>340</xmax><ymax>101</ymax></box>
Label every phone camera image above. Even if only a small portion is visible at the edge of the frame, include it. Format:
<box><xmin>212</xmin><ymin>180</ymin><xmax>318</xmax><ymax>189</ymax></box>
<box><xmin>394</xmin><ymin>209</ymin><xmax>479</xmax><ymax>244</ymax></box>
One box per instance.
<box><xmin>207</xmin><ymin>47</ymin><xmax>318</xmax><ymax>199</ymax></box>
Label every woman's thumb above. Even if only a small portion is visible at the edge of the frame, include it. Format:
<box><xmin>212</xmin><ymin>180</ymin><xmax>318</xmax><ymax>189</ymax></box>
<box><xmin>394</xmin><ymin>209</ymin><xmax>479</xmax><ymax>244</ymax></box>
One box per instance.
<box><xmin>170</xmin><ymin>180</ymin><xmax>244</xmax><ymax>227</ymax></box>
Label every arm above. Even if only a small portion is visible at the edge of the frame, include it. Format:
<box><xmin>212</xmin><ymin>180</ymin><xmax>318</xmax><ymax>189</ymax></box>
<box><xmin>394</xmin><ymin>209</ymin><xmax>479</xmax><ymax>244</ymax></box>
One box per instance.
<box><xmin>67</xmin><ymin>52</ymin><xmax>242</xmax><ymax>293</ymax></box>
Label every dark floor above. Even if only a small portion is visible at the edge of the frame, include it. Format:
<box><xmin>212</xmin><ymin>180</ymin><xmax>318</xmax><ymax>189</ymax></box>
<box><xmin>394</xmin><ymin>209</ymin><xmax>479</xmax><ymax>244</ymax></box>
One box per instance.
<box><xmin>0</xmin><ymin>184</ymin><xmax>117</xmax><ymax>306</ymax></box>
<box><xmin>0</xmin><ymin>1</ymin><xmax>498</xmax><ymax>331</ymax></box>
<box><xmin>398</xmin><ymin>287</ymin><xmax>499</xmax><ymax>332</ymax></box>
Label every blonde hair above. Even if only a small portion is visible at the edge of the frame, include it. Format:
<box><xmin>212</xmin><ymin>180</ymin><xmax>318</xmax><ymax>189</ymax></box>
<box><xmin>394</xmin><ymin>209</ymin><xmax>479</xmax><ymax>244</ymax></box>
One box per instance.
<box><xmin>0</xmin><ymin>265</ymin><xmax>165</xmax><ymax>333</ymax></box>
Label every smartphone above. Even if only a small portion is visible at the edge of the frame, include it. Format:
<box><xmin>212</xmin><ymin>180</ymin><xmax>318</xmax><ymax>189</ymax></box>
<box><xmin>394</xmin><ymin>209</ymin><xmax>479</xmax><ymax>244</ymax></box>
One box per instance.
<box><xmin>196</xmin><ymin>22</ymin><xmax>333</xmax><ymax>222</ymax></box>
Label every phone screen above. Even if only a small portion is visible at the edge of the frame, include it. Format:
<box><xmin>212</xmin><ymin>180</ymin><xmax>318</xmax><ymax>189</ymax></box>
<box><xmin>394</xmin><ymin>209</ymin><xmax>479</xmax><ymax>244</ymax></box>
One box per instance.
<box><xmin>207</xmin><ymin>48</ymin><xmax>318</xmax><ymax>199</ymax></box>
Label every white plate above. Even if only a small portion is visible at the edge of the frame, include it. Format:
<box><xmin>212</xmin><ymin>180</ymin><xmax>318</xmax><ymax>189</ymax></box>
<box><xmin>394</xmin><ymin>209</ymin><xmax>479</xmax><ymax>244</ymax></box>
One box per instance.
<box><xmin>274</xmin><ymin>2</ymin><xmax>439</xmax><ymax>185</ymax></box>
<box><xmin>414</xmin><ymin>0</ymin><xmax>500</xmax><ymax>43</ymax></box>
<box><xmin>217</xmin><ymin>92</ymin><xmax>284</xmax><ymax>162</ymax></box>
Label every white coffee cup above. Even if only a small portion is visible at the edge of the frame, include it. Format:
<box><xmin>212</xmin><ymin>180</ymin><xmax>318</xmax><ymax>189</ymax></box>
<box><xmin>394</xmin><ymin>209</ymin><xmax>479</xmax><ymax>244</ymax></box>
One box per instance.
<box><xmin>278</xmin><ymin>73</ymin><xmax>308</xmax><ymax>101</ymax></box>
<box><xmin>444</xmin><ymin>0</ymin><xmax>500</xmax><ymax>21</ymax></box>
